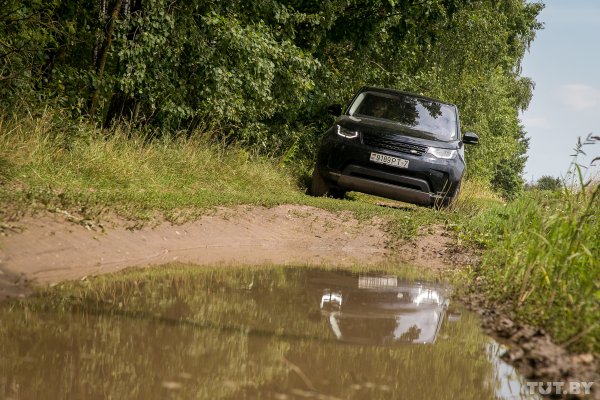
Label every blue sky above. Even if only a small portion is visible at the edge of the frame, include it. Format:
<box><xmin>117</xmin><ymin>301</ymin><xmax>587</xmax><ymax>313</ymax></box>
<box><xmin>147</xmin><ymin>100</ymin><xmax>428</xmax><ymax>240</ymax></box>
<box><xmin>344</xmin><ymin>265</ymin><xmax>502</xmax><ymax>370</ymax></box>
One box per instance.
<box><xmin>520</xmin><ymin>0</ymin><xmax>600</xmax><ymax>182</ymax></box>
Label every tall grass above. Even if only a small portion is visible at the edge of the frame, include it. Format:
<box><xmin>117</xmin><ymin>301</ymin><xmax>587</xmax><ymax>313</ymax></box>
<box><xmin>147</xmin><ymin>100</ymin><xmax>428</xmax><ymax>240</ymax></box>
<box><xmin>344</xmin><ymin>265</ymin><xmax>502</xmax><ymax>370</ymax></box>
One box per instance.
<box><xmin>0</xmin><ymin>110</ymin><xmax>454</xmax><ymax>237</ymax></box>
<box><xmin>465</xmin><ymin>139</ymin><xmax>600</xmax><ymax>354</ymax></box>
<box><xmin>448</xmin><ymin>179</ymin><xmax>504</xmax><ymax>215</ymax></box>
<box><xmin>0</xmin><ymin>109</ymin><xmax>307</xmax><ymax>220</ymax></box>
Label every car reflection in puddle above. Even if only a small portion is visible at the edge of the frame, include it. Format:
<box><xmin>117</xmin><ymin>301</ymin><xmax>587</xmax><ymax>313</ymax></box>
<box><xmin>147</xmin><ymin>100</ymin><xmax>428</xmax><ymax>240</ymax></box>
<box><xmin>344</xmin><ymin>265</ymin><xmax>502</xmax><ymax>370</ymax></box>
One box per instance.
<box><xmin>0</xmin><ymin>267</ymin><xmax>539</xmax><ymax>400</ymax></box>
<box><xmin>315</xmin><ymin>272</ymin><xmax>451</xmax><ymax>345</ymax></box>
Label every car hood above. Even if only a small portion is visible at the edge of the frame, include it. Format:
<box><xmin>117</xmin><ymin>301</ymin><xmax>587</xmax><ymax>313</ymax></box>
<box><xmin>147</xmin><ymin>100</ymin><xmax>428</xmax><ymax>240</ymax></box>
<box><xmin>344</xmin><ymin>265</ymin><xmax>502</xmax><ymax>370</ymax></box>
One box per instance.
<box><xmin>337</xmin><ymin>115</ymin><xmax>458</xmax><ymax>148</ymax></box>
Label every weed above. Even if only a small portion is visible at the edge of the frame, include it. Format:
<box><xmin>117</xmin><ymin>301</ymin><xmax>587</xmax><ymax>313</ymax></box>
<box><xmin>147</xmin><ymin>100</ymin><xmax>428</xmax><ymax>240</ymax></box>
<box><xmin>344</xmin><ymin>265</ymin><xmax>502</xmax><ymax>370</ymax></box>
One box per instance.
<box><xmin>462</xmin><ymin>136</ymin><xmax>600</xmax><ymax>353</ymax></box>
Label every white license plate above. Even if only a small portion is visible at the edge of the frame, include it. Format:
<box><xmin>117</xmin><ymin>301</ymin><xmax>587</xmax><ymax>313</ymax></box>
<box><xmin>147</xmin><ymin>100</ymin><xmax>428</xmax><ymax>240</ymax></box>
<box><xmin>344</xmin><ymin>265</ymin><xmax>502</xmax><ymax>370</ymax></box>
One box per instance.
<box><xmin>359</xmin><ymin>276</ymin><xmax>398</xmax><ymax>289</ymax></box>
<box><xmin>369</xmin><ymin>152</ymin><xmax>409</xmax><ymax>168</ymax></box>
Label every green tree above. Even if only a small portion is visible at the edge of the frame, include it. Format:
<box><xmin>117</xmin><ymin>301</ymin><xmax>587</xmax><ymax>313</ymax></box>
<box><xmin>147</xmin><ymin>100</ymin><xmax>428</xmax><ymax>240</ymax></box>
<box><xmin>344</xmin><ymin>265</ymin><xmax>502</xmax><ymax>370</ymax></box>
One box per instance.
<box><xmin>0</xmin><ymin>0</ymin><xmax>59</xmax><ymax>106</ymax></box>
<box><xmin>535</xmin><ymin>175</ymin><xmax>562</xmax><ymax>191</ymax></box>
<box><xmin>1</xmin><ymin>0</ymin><xmax>544</xmax><ymax>197</ymax></box>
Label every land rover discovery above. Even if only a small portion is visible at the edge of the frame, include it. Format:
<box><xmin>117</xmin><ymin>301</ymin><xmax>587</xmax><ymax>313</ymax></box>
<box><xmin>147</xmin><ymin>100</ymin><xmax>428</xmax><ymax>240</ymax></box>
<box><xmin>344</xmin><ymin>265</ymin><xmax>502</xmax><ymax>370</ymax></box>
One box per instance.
<box><xmin>311</xmin><ymin>86</ymin><xmax>479</xmax><ymax>206</ymax></box>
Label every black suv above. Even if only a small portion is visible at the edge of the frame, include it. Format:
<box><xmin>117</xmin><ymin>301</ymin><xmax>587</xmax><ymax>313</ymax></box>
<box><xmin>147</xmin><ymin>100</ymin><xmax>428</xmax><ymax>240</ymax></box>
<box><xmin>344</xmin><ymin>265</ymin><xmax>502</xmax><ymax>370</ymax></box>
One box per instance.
<box><xmin>311</xmin><ymin>86</ymin><xmax>479</xmax><ymax>206</ymax></box>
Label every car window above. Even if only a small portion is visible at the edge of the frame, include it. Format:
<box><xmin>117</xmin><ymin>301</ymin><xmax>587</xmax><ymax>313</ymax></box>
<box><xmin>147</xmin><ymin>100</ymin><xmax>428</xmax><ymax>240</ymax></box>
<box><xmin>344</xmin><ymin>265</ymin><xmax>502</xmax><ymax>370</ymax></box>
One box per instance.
<box><xmin>348</xmin><ymin>91</ymin><xmax>457</xmax><ymax>139</ymax></box>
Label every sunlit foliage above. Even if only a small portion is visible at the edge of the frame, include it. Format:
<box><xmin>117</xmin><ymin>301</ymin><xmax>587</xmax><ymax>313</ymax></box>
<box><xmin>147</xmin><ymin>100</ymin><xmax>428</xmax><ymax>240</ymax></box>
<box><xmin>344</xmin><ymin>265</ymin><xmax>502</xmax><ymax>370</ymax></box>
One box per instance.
<box><xmin>0</xmin><ymin>0</ymin><xmax>543</xmax><ymax>196</ymax></box>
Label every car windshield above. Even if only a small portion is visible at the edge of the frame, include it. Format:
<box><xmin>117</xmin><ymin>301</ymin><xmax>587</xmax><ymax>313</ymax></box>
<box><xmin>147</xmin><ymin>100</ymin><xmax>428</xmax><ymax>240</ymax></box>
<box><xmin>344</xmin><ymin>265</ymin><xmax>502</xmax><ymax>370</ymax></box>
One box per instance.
<box><xmin>348</xmin><ymin>91</ymin><xmax>457</xmax><ymax>139</ymax></box>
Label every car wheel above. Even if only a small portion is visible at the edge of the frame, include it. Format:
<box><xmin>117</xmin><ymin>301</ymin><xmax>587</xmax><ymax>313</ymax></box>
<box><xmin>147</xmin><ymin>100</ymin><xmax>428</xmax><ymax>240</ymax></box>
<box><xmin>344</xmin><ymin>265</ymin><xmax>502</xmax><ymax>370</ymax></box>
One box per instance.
<box><xmin>310</xmin><ymin>168</ymin><xmax>330</xmax><ymax>197</ymax></box>
<box><xmin>328</xmin><ymin>188</ymin><xmax>346</xmax><ymax>199</ymax></box>
<box><xmin>452</xmin><ymin>180</ymin><xmax>462</xmax><ymax>201</ymax></box>
<box><xmin>310</xmin><ymin>168</ymin><xmax>346</xmax><ymax>199</ymax></box>
<box><xmin>434</xmin><ymin>180</ymin><xmax>462</xmax><ymax>209</ymax></box>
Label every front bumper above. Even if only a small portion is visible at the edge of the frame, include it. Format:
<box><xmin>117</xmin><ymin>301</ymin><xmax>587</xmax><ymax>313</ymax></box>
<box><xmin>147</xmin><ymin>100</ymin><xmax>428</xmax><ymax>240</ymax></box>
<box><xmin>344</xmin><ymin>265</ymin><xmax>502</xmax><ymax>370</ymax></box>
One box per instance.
<box><xmin>317</xmin><ymin>134</ymin><xmax>464</xmax><ymax>205</ymax></box>
<box><xmin>329</xmin><ymin>167</ymin><xmax>440</xmax><ymax>206</ymax></box>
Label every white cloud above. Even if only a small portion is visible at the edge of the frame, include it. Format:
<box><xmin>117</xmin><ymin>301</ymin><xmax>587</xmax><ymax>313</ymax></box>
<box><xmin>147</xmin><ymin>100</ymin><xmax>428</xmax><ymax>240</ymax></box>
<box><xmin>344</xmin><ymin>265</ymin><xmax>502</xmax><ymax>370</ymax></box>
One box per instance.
<box><xmin>559</xmin><ymin>84</ymin><xmax>600</xmax><ymax>111</ymax></box>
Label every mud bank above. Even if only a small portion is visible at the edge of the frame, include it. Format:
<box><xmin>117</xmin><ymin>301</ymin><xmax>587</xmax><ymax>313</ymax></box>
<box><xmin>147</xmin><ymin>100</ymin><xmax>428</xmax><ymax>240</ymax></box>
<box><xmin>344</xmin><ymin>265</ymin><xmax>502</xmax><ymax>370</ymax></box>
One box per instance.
<box><xmin>461</xmin><ymin>289</ymin><xmax>599</xmax><ymax>400</ymax></box>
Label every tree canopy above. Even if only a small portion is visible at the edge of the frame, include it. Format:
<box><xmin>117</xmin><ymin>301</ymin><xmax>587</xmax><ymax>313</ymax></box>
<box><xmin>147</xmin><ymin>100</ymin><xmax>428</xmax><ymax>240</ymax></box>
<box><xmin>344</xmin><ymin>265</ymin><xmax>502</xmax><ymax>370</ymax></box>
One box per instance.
<box><xmin>0</xmin><ymin>0</ymin><xmax>544</xmax><ymax>197</ymax></box>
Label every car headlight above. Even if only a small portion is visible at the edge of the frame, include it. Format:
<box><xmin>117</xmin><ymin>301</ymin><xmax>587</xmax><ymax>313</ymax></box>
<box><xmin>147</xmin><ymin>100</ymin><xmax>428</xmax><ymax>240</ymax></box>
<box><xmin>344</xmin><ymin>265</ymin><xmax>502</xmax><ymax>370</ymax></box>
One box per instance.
<box><xmin>427</xmin><ymin>147</ymin><xmax>457</xmax><ymax>159</ymax></box>
<box><xmin>336</xmin><ymin>125</ymin><xmax>359</xmax><ymax>139</ymax></box>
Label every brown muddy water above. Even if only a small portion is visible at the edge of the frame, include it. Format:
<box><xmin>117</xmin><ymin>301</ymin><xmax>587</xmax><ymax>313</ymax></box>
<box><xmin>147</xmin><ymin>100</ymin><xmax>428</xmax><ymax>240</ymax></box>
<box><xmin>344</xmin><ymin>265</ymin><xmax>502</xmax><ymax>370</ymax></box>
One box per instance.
<box><xmin>0</xmin><ymin>267</ymin><xmax>538</xmax><ymax>400</ymax></box>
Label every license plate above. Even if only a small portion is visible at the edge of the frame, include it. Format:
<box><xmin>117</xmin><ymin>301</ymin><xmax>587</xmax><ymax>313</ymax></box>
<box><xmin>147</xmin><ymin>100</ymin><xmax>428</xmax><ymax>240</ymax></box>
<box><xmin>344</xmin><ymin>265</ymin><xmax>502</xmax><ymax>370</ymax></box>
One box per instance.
<box><xmin>359</xmin><ymin>276</ymin><xmax>398</xmax><ymax>289</ymax></box>
<box><xmin>369</xmin><ymin>152</ymin><xmax>409</xmax><ymax>168</ymax></box>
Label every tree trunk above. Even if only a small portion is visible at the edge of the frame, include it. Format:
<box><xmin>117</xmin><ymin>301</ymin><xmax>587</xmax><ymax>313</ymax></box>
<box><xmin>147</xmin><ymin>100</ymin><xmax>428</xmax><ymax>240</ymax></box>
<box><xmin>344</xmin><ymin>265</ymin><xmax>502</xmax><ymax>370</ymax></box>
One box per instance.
<box><xmin>88</xmin><ymin>0</ymin><xmax>123</xmax><ymax>116</ymax></box>
<box><xmin>103</xmin><ymin>0</ymin><xmax>142</xmax><ymax>127</ymax></box>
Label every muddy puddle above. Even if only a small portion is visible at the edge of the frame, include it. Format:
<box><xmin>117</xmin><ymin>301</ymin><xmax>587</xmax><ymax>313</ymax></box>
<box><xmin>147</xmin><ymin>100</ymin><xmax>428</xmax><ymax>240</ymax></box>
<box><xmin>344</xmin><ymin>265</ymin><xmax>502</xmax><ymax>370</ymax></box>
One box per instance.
<box><xmin>0</xmin><ymin>267</ymin><xmax>538</xmax><ymax>399</ymax></box>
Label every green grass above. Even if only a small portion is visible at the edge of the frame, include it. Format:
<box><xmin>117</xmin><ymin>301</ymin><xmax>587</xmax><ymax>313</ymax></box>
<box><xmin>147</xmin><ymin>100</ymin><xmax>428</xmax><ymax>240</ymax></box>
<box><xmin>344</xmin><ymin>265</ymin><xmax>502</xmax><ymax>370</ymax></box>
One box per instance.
<box><xmin>463</xmin><ymin>186</ymin><xmax>600</xmax><ymax>354</ymax></box>
<box><xmin>0</xmin><ymin>110</ymin><xmax>303</xmax><ymax>216</ymax></box>
<box><xmin>0</xmin><ymin>110</ymin><xmax>495</xmax><ymax>239</ymax></box>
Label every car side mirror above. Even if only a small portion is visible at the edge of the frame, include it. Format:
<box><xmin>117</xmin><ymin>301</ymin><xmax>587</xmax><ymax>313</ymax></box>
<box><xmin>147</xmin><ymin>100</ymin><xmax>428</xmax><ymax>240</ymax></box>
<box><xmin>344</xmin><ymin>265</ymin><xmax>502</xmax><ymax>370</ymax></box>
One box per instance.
<box><xmin>327</xmin><ymin>104</ymin><xmax>343</xmax><ymax>117</ymax></box>
<box><xmin>463</xmin><ymin>132</ymin><xmax>479</xmax><ymax>145</ymax></box>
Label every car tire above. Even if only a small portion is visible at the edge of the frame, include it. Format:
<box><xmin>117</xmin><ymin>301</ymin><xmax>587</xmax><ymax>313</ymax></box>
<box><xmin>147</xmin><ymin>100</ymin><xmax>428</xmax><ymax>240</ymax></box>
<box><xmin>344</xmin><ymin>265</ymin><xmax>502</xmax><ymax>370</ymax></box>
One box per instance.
<box><xmin>310</xmin><ymin>168</ymin><xmax>346</xmax><ymax>199</ymax></box>
<box><xmin>435</xmin><ymin>180</ymin><xmax>462</xmax><ymax>209</ymax></box>
<box><xmin>452</xmin><ymin>180</ymin><xmax>462</xmax><ymax>202</ymax></box>
<box><xmin>310</xmin><ymin>168</ymin><xmax>330</xmax><ymax>197</ymax></box>
<box><xmin>328</xmin><ymin>188</ymin><xmax>347</xmax><ymax>199</ymax></box>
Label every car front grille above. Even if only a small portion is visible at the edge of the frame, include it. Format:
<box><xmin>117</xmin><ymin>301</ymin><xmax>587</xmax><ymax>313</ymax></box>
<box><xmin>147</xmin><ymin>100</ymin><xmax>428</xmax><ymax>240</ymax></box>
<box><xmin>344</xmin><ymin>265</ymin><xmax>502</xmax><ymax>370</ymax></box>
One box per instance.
<box><xmin>362</xmin><ymin>132</ymin><xmax>428</xmax><ymax>156</ymax></box>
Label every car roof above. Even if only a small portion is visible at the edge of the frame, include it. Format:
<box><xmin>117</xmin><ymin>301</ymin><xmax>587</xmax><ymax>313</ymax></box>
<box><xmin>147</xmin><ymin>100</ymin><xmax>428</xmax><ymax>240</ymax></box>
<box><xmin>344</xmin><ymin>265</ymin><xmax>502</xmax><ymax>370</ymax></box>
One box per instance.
<box><xmin>359</xmin><ymin>86</ymin><xmax>457</xmax><ymax>108</ymax></box>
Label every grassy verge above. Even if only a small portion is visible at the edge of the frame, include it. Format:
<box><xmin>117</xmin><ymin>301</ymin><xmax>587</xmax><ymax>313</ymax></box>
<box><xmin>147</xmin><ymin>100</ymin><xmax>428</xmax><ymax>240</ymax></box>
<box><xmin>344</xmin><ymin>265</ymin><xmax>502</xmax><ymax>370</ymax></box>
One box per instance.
<box><xmin>462</xmin><ymin>185</ymin><xmax>600</xmax><ymax>354</ymax></box>
<box><xmin>0</xmin><ymin>110</ymin><xmax>496</xmax><ymax>239</ymax></box>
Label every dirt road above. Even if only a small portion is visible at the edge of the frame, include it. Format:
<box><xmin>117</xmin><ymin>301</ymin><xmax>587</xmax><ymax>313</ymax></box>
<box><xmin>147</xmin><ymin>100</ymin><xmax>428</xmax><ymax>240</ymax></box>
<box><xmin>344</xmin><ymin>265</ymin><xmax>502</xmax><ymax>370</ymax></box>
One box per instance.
<box><xmin>2</xmin><ymin>204</ymin><xmax>598</xmax><ymax>398</ymax></box>
<box><xmin>0</xmin><ymin>204</ymin><xmax>462</xmax><ymax>299</ymax></box>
